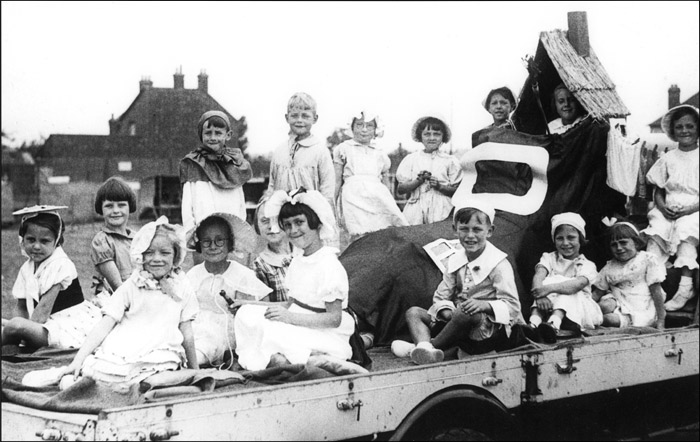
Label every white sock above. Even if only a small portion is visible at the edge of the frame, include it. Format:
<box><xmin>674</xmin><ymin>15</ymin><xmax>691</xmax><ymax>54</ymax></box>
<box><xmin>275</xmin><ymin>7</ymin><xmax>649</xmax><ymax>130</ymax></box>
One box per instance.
<box><xmin>529</xmin><ymin>315</ymin><xmax>543</xmax><ymax>327</ymax></box>
<box><xmin>679</xmin><ymin>275</ymin><xmax>693</xmax><ymax>288</ymax></box>
<box><xmin>549</xmin><ymin>315</ymin><xmax>562</xmax><ymax>330</ymax></box>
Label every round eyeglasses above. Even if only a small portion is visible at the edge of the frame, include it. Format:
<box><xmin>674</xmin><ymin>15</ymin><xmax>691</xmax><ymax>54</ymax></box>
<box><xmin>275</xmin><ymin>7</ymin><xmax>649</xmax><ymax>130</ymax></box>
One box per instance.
<box><xmin>200</xmin><ymin>237</ymin><xmax>230</xmax><ymax>248</ymax></box>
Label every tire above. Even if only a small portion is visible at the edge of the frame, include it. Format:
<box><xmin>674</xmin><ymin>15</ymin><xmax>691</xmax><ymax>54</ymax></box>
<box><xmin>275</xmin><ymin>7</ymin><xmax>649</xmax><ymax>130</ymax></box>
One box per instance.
<box><xmin>428</xmin><ymin>427</ymin><xmax>492</xmax><ymax>441</ymax></box>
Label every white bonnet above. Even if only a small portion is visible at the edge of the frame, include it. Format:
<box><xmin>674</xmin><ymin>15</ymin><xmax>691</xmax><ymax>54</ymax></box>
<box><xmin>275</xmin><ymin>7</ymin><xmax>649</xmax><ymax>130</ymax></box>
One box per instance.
<box><xmin>348</xmin><ymin>110</ymin><xmax>384</xmax><ymax>138</ymax></box>
<box><xmin>130</xmin><ymin>216</ymin><xmax>187</xmax><ymax>269</ymax></box>
<box><xmin>550</xmin><ymin>212</ymin><xmax>586</xmax><ymax>241</ymax></box>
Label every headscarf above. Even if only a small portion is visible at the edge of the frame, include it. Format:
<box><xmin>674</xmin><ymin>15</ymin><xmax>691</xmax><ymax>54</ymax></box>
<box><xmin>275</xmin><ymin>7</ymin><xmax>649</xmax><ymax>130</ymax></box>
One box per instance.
<box><xmin>263</xmin><ymin>189</ymin><xmax>337</xmax><ymax>243</ymax></box>
<box><xmin>550</xmin><ymin>212</ymin><xmax>586</xmax><ymax>241</ymax></box>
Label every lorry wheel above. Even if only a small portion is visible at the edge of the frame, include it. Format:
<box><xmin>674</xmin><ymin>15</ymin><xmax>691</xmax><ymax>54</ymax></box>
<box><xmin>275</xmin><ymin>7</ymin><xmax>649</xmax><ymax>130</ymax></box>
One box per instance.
<box><xmin>428</xmin><ymin>427</ymin><xmax>491</xmax><ymax>441</ymax></box>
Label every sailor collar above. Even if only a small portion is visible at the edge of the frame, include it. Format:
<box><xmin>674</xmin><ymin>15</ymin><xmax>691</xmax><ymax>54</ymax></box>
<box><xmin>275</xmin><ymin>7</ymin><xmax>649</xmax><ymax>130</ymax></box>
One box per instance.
<box><xmin>445</xmin><ymin>242</ymin><xmax>507</xmax><ymax>285</ymax></box>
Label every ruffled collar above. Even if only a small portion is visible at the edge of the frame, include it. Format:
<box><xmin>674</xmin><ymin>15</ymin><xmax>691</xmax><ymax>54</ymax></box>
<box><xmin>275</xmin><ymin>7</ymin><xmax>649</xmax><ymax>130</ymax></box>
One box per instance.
<box><xmin>258</xmin><ymin>243</ymin><xmax>299</xmax><ymax>267</ymax></box>
<box><xmin>131</xmin><ymin>268</ymin><xmax>184</xmax><ymax>301</ymax></box>
<box><xmin>446</xmin><ymin>242</ymin><xmax>507</xmax><ymax>285</ymax></box>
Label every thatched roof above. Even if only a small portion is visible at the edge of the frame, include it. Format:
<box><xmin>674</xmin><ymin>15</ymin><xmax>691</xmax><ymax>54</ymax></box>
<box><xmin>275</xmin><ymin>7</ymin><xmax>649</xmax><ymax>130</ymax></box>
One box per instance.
<box><xmin>542</xmin><ymin>30</ymin><xmax>629</xmax><ymax>119</ymax></box>
<box><xmin>513</xmin><ymin>29</ymin><xmax>630</xmax><ymax>135</ymax></box>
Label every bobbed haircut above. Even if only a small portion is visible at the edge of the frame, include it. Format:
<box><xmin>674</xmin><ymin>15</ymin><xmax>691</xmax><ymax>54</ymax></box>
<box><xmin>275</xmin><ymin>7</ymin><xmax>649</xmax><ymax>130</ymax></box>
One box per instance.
<box><xmin>194</xmin><ymin>215</ymin><xmax>235</xmax><ymax>253</ymax></box>
<box><xmin>278</xmin><ymin>202</ymin><xmax>322</xmax><ymax>230</ymax></box>
<box><xmin>95</xmin><ymin>176</ymin><xmax>137</xmax><ymax>215</ymax></box>
<box><xmin>453</xmin><ymin>207</ymin><xmax>492</xmax><ymax>227</ymax></box>
<box><xmin>670</xmin><ymin>106</ymin><xmax>699</xmax><ymax>128</ymax></box>
<box><xmin>553</xmin><ymin>223</ymin><xmax>587</xmax><ymax>246</ymax></box>
<box><xmin>414</xmin><ymin>117</ymin><xmax>450</xmax><ymax>143</ymax></box>
<box><xmin>20</xmin><ymin>213</ymin><xmax>65</xmax><ymax>246</ymax></box>
<box><xmin>606</xmin><ymin>223</ymin><xmax>645</xmax><ymax>251</ymax></box>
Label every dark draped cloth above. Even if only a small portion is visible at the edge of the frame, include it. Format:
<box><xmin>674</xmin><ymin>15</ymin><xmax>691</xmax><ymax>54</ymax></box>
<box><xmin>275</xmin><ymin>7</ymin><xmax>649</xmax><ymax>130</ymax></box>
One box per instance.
<box><xmin>179</xmin><ymin>146</ymin><xmax>252</xmax><ymax>188</ymax></box>
<box><xmin>343</xmin><ymin>119</ymin><xmax>626</xmax><ymax>345</ymax></box>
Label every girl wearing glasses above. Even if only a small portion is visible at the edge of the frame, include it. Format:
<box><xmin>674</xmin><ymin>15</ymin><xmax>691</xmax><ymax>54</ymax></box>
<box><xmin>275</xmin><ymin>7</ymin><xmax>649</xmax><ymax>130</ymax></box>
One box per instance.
<box><xmin>333</xmin><ymin>110</ymin><xmax>408</xmax><ymax>243</ymax></box>
<box><xmin>185</xmin><ymin>213</ymin><xmax>271</xmax><ymax>368</ymax></box>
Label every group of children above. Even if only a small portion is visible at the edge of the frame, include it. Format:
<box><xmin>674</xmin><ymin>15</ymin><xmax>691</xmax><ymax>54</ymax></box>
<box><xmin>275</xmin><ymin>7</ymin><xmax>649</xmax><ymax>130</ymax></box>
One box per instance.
<box><xmin>2</xmin><ymin>94</ymin><xmax>697</xmax><ymax>391</ymax></box>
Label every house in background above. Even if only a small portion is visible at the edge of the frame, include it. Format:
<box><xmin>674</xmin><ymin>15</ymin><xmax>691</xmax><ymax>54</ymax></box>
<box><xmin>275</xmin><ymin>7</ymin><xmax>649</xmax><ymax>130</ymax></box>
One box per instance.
<box><xmin>40</xmin><ymin>69</ymin><xmax>248</xmax><ymax>222</ymax></box>
<box><xmin>648</xmin><ymin>85</ymin><xmax>699</xmax><ymax>133</ymax></box>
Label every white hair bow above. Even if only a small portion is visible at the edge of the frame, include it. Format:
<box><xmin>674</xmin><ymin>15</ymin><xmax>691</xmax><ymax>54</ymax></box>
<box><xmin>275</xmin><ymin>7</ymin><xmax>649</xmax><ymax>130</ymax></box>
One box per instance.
<box><xmin>263</xmin><ymin>188</ymin><xmax>337</xmax><ymax>242</ymax></box>
<box><xmin>601</xmin><ymin>216</ymin><xmax>639</xmax><ymax>235</ymax></box>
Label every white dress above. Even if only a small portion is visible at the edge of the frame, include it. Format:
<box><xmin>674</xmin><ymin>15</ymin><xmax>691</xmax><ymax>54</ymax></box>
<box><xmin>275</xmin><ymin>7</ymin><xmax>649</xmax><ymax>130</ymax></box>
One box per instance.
<box><xmin>594</xmin><ymin>251</ymin><xmax>666</xmax><ymax>327</ymax></box>
<box><xmin>187</xmin><ymin>261</ymin><xmax>272</xmax><ymax>366</ymax></box>
<box><xmin>643</xmin><ymin>148</ymin><xmax>699</xmax><ymax>267</ymax></box>
<box><xmin>334</xmin><ymin>140</ymin><xmax>408</xmax><ymax>235</ymax></box>
<box><xmin>536</xmin><ymin>252</ymin><xmax>603</xmax><ymax>330</ymax></box>
<box><xmin>395</xmin><ymin>150</ymin><xmax>462</xmax><ymax>225</ymax></box>
<box><xmin>234</xmin><ymin>247</ymin><xmax>354</xmax><ymax>370</ymax></box>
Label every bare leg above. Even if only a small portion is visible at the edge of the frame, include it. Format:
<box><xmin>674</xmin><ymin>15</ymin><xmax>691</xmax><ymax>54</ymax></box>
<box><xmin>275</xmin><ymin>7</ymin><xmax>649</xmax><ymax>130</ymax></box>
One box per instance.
<box><xmin>405</xmin><ymin>307</ymin><xmax>432</xmax><ymax>344</ymax></box>
<box><xmin>2</xmin><ymin>317</ymin><xmax>49</xmax><ymax>348</ymax></box>
<box><xmin>431</xmin><ymin>309</ymin><xmax>480</xmax><ymax>350</ymax></box>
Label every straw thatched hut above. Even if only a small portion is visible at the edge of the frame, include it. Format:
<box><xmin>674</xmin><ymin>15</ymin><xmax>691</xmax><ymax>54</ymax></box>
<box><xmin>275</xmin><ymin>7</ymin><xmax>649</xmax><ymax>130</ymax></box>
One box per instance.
<box><xmin>512</xmin><ymin>12</ymin><xmax>630</xmax><ymax>135</ymax></box>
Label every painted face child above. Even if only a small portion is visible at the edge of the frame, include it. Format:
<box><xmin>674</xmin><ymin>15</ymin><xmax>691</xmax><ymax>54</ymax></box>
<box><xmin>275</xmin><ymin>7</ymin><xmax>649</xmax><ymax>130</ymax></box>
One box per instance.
<box><xmin>201</xmin><ymin>118</ymin><xmax>232</xmax><ymax>155</ymax></box>
<box><xmin>351</xmin><ymin>117</ymin><xmax>377</xmax><ymax>145</ymax></box>
<box><xmin>256</xmin><ymin>202</ymin><xmax>288</xmax><ymax>247</ymax></box>
<box><xmin>454</xmin><ymin>208</ymin><xmax>494</xmax><ymax>261</ymax></box>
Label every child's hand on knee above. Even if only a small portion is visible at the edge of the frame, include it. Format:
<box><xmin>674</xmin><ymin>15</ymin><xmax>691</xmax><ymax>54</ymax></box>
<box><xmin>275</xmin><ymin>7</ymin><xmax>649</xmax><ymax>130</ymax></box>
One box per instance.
<box><xmin>535</xmin><ymin>296</ymin><xmax>553</xmax><ymax>312</ymax></box>
<box><xmin>460</xmin><ymin>299</ymin><xmax>487</xmax><ymax>316</ymax></box>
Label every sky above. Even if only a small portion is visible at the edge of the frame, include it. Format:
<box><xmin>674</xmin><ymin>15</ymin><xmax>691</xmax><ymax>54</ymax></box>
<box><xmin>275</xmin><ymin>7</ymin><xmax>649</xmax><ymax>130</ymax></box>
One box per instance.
<box><xmin>2</xmin><ymin>1</ymin><xmax>698</xmax><ymax>157</ymax></box>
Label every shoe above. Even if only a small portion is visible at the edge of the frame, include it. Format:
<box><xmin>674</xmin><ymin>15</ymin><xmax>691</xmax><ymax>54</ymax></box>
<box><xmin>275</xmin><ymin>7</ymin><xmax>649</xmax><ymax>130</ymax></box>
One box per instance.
<box><xmin>410</xmin><ymin>345</ymin><xmax>444</xmax><ymax>365</ymax></box>
<box><xmin>537</xmin><ymin>322</ymin><xmax>558</xmax><ymax>344</ymax></box>
<box><xmin>522</xmin><ymin>324</ymin><xmax>542</xmax><ymax>343</ymax></box>
<box><xmin>559</xmin><ymin>316</ymin><xmax>582</xmax><ymax>338</ymax></box>
<box><xmin>391</xmin><ymin>340</ymin><xmax>416</xmax><ymax>358</ymax></box>
<box><xmin>665</xmin><ymin>285</ymin><xmax>696</xmax><ymax>311</ymax></box>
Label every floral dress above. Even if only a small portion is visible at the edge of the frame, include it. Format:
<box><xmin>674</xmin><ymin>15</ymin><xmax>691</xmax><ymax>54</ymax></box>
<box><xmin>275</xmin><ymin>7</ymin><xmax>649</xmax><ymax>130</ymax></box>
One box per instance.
<box><xmin>594</xmin><ymin>251</ymin><xmax>666</xmax><ymax>327</ymax></box>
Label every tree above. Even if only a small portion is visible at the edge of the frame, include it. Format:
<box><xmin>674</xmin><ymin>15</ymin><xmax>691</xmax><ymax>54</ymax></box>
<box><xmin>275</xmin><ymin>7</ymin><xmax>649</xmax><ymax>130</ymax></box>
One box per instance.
<box><xmin>326</xmin><ymin>127</ymin><xmax>352</xmax><ymax>155</ymax></box>
<box><xmin>236</xmin><ymin>115</ymin><xmax>249</xmax><ymax>152</ymax></box>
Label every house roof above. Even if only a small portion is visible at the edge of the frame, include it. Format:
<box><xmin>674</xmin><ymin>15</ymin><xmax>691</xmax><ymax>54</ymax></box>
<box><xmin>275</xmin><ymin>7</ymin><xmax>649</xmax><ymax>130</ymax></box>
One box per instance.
<box><xmin>648</xmin><ymin>92</ymin><xmax>699</xmax><ymax>129</ymax></box>
<box><xmin>513</xmin><ymin>29</ymin><xmax>630</xmax><ymax>134</ymax></box>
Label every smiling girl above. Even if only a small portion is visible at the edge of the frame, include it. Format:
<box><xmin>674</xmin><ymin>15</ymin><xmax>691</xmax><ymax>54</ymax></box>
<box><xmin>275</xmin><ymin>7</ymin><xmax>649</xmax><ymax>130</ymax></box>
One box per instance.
<box><xmin>333</xmin><ymin>110</ymin><xmax>408</xmax><ymax>241</ymax></box>
<box><xmin>62</xmin><ymin>216</ymin><xmax>199</xmax><ymax>391</ymax></box>
<box><xmin>593</xmin><ymin>221</ymin><xmax>666</xmax><ymax>329</ymax></box>
<box><xmin>528</xmin><ymin>213</ymin><xmax>602</xmax><ymax>343</ymax></box>
<box><xmin>2</xmin><ymin>206</ymin><xmax>84</xmax><ymax>349</ymax></box>
<box><xmin>234</xmin><ymin>189</ymin><xmax>365</xmax><ymax>373</ymax></box>
<box><xmin>396</xmin><ymin>116</ymin><xmax>462</xmax><ymax>225</ymax></box>
<box><xmin>643</xmin><ymin>105</ymin><xmax>699</xmax><ymax>311</ymax></box>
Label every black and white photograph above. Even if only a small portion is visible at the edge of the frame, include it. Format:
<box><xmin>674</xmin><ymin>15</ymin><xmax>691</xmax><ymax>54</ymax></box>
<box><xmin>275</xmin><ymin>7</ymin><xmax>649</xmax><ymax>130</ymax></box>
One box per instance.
<box><xmin>2</xmin><ymin>1</ymin><xmax>698</xmax><ymax>440</ymax></box>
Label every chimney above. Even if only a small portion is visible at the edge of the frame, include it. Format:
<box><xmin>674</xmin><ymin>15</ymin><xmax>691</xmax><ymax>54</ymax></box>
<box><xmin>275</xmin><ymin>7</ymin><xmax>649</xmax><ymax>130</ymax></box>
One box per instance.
<box><xmin>108</xmin><ymin>114</ymin><xmax>119</xmax><ymax>135</ymax></box>
<box><xmin>567</xmin><ymin>11</ymin><xmax>590</xmax><ymax>57</ymax></box>
<box><xmin>668</xmin><ymin>84</ymin><xmax>681</xmax><ymax>109</ymax></box>
<box><xmin>174</xmin><ymin>66</ymin><xmax>184</xmax><ymax>89</ymax></box>
<box><xmin>139</xmin><ymin>76</ymin><xmax>153</xmax><ymax>92</ymax></box>
<box><xmin>198</xmin><ymin>70</ymin><xmax>208</xmax><ymax>93</ymax></box>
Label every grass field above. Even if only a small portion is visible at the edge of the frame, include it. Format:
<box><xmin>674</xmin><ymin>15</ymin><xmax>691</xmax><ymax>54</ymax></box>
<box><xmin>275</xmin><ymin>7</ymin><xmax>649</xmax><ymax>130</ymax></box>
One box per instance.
<box><xmin>1</xmin><ymin>220</ymin><xmax>194</xmax><ymax>320</ymax></box>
